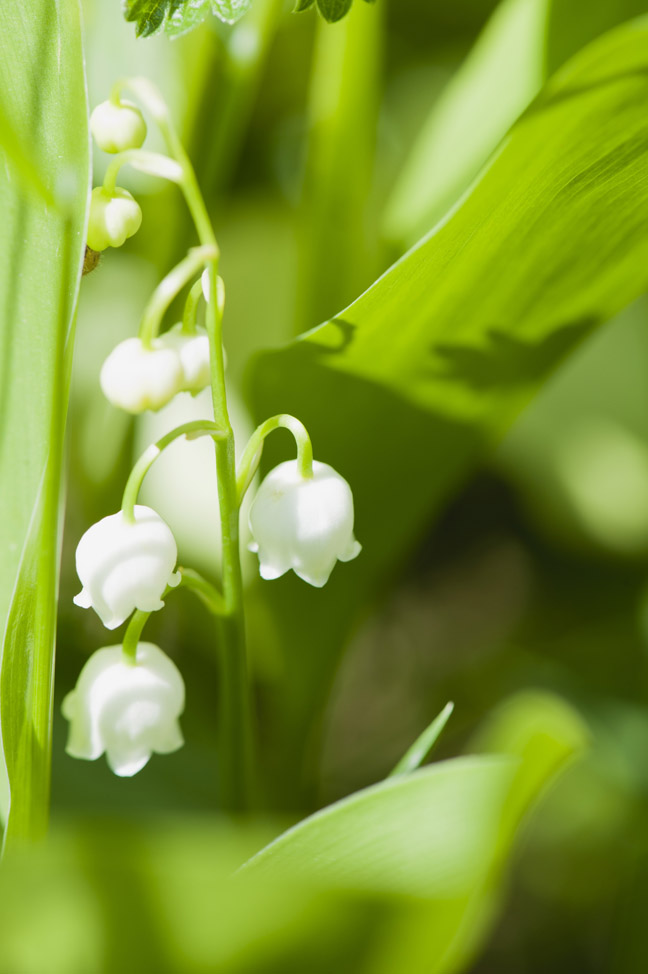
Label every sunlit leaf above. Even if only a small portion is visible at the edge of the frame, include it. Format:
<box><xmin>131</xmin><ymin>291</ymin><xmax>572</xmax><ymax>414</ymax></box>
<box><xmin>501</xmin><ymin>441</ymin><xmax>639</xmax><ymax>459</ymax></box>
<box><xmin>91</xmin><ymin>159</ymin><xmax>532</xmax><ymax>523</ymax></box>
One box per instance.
<box><xmin>249</xmin><ymin>20</ymin><xmax>648</xmax><ymax>806</ymax></box>
<box><xmin>385</xmin><ymin>0</ymin><xmax>648</xmax><ymax>247</ymax></box>
<box><xmin>243</xmin><ymin>757</ymin><xmax>516</xmax><ymax>895</ymax></box>
<box><xmin>123</xmin><ymin>0</ymin><xmax>209</xmax><ymax>37</ymax></box>
<box><xmin>0</xmin><ymin>0</ymin><xmax>89</xmax><ymax>847</ymax></box>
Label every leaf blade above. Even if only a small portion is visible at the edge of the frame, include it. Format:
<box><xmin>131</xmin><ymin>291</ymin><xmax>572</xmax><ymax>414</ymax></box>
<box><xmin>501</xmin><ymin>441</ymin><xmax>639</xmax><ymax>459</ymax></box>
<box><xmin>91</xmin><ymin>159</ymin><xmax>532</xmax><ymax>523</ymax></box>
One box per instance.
<box><xmin>249</xmin><ymin>19</ymin><xmax>648</xmax><ymax>806</ymax></box>
<box><xmin>0</xmin><ymin>0</ymin><xmax>90</xmax><ymax>846</ymax></box>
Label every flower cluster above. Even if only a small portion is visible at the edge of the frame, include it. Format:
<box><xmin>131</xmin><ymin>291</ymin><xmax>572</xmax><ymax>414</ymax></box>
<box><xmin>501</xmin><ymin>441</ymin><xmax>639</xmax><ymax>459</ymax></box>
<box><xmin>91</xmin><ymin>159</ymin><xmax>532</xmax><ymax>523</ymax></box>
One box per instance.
<box><xmin>64</xmin><ymin>85</ymin><xmax>362</xmax><ymax>781</ymax></box>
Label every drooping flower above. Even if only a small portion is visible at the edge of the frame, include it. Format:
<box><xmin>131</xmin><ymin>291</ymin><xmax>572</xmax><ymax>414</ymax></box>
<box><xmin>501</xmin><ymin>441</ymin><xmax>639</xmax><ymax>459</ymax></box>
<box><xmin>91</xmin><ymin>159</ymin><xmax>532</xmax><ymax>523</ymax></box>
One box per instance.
<box><xmin>158</xmin><ymin>324</ymin><xmax>211</xmax><ymax>395</ymax></box>
<box><xmin>90</xmin><ymin>99</ymin><xmax>147</xmax><ymax>154</ymax></box>
<box><xmin>62</xmin><ymin>642</ymin><xmax>185</xmax><ymax>777</ymax></box>
<box><xmin>74</xmin><ymin>505</ymin><xmax>181</xmax><ymax>629</ymax></box>
<box><xmin>87</xmin><ymin>186</ymin><xmax>142</xmax><ymax>251</ymax></box>
<box><xmin>248</xmin><ymin>460</ymin><xmax>361</xmax><ymax>587</ymax></box>
<box><xmin>100</xmin><ymin>337</ymin><xmax>184</xmax><ymax>414</ymax></box>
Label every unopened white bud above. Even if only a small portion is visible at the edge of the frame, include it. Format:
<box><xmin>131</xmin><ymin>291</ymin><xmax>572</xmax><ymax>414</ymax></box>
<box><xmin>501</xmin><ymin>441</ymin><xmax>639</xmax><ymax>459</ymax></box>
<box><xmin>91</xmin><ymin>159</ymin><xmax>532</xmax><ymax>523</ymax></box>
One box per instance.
<box><xmin>87</xmin><ymin>186</ymin><xmax>142</xmax><ymax>251</ymax></box>
<box><xmin>100</xmin><ymin>337</ymin><xmax>184</xmax><ymax>413</ymax></box>
<box><xmin>248</xmin><ymin>460</ymin><xmax>361</xmax><ymax>587</ymax></box>
<box><xmin>159</xmin><ymin>325</ymin><xmax>211</xmax><ymax>395</ymax></box>
<box><xmin>74</xmin><ymin>505</ymin><xmax>180</xmax><ymax>629</ymax></box>
<box><xmin>62</xmin><ymin>642</ymin><xmax>184</xmax><ymax>777</ymax></box>
<box><xmin>90</xmin><ymin>99</ymin><xmax>147</xmax><ymax>154</ymax></box>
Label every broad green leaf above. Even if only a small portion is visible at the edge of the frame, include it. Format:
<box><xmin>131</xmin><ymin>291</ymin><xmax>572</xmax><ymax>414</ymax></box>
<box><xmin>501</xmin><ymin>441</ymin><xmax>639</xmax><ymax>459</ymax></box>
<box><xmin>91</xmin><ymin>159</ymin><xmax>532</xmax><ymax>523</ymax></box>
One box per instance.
<box><xmin>0</xmin><ymin>99</ymin><xmax>55</xmax><ymax>207</ymax></box>
<box><xmin>294</xmin><ymin>0</ymin><xmax>316</xmax><ymax>10</ymax></box>
<box><xmin>243</xmin><ymin>757</ymin><xmax>517</xmax><ymax>896</ymax></box>
<box><xmin>370</xmin><ymin>692</ymin><xmax>588</xmax><ymax>974</ymax></box>
<box><xmin>0</xmin><ymin>0</ymin><xmax>89</xmax><ymax>846</ymax></box>
<box><xmin>242</xmin><ymin>695</ymin><xmax>586</xmax><ymax>973</ymax></box>
<box><xmin>385</xmin><ymin>0</ymin><xmax>648</xmax><ymax>248</ymax></box>
<box><xmin>249</xmin><ymin>20</ymin><xmax>648</xmax><ymax>805</ymax></box>
<box><xmin>389</xmin><ymin>703</ymin><xmax>454</xmax><ymax>778</ymax></box>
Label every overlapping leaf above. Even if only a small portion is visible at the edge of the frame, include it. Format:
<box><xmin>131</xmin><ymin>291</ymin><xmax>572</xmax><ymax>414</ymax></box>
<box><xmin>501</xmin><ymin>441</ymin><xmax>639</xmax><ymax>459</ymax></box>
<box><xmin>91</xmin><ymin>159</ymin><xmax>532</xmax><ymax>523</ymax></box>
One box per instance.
<box><xmin>248</xmin><ymin>20</ymin><xmax>648</xmax><ymax>805</ymax></box>
<box><xmin>0</xmin><ymin>0</ymin><xmax>89</xmax><ymax>846</ymax></box>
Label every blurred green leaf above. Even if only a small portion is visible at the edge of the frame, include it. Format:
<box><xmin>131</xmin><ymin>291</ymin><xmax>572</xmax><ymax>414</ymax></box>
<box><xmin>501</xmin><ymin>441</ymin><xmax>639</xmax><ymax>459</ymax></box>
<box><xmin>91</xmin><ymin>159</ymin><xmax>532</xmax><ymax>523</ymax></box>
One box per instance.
<box><xmin>385</xmin><ymin>0</ymin><xmax>648</xmax><ymax>247</ymax></box>
<box><xmin>249</xmin><ymin>19</ymin><xmax>648</xmax><ymax>805</ymax></box>
<box><xmin>371</xmin><ymin>692</ymin><xmax>588</xmax><ymax>974</ymax></box>
<box><xmin>315</xmin><ymin>0</ymin><xmax>353</xmax><ymax>23</ymax></box>
<box><xmin>123</xmin><ymin>0</ymin><xmax>210</xmax><ymax>37</ymax></box>
<box><xmin>211</xmin><ymin>0</ymin><xmax>253</xmax><ymax>25</ymax></box>
<box><xmin>0</xmin><ymin>0</ymin><xmax>89</xmax><ymax>846</ymax></box>
<box><xmin>243</xmin><ymin>756</ymin><xmax>516</xmax><ymax>895</ymax></box>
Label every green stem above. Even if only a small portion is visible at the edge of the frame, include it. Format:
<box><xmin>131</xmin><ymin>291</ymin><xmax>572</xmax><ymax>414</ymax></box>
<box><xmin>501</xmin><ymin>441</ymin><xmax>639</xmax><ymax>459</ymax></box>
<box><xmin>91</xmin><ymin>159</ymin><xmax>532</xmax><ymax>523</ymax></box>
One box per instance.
<box><xmin>102</xmin><ymin>150</ymin><xmax>183</xmax><ymax>196</ymax></box>
<box><xmin>121</xmin><ymin>421</ymin><xmax>225</xmax><ymax>522</ymax></box>
<box><xmin>177</xmin><ymin>567</ymin><xmax>227</xmax><ymax>616</ymax></box>
<box><xmin>236</xmin><ymin>414</ymin><xmax>314</xmax><ymax>503</ymax></box>
<box><xmin>121</xmin><ymin>566</ymin><xmax>227</xmax><ymax>665</ymax></box>
<box><xmin>122</xmin><ymin>610</ymin><xmax>150</xmax><ymax>664</ymax></box>
<box><xmin>125</xmin><ymin>77</ymin><xmax>254</xmax><ymax>811</ymax></box>
<box><xmin>182</xmin><ymin>279</ymin><xmax>204</xmax><ymax>335</ymax></box>
<box><xmin>138</xmin><ymin>246</ymin><xmax>218</xmax><ymax>348</ymax></box>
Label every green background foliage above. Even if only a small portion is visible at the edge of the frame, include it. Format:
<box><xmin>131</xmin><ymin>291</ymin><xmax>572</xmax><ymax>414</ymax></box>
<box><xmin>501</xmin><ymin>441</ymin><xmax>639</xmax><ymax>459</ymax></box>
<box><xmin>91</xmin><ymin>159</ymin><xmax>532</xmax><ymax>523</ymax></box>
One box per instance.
<box><xmin>1</xmin><ymin>0</ymin><xmax>648</xmax><ymax>970</ymax></box>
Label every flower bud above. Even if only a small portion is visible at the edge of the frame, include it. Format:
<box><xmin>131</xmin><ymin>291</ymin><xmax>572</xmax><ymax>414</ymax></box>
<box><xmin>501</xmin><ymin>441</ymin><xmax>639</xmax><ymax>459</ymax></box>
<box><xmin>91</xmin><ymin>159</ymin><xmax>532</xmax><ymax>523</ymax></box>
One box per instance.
<box><xmin>100</xmin><ymin>337</ymin><xmax>184</xmax><ymax>414</ymax></box>
<box><xmin>159</xmin><ymin>325</ymin><xmax>211</xmax><ymax>395</ymax></box>
<box><xmin>248</xmin><ymin>460</ymin><xmax>361</xmax><ymax>587</ymax></box>
<box><xmin>90</xmin><ymin>99</ymin><xmax>147</xmax><ymax>154</ymax></box>
<box><xmin>87</xmin><ymin>186</ymin><xmax>142</xmax><ymax>252</ymax></box>
<box><xmin>74</xmin><ymin>505</ymin><xmax>181</xmax><ymax>629</ymax></box>
<box><xmin>62</xmin><ymin>642</ymin><xmax>184</xmax><ymax>777</ymax></box>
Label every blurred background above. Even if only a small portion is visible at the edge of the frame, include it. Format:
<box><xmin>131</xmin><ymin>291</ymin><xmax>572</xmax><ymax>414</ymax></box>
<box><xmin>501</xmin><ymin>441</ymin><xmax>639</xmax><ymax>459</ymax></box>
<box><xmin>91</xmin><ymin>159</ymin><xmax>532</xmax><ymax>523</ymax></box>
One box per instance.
<box><xmin>20</xmin><ymin>0</ymin><xmax>648</xmax><ymax>971</ymax></box>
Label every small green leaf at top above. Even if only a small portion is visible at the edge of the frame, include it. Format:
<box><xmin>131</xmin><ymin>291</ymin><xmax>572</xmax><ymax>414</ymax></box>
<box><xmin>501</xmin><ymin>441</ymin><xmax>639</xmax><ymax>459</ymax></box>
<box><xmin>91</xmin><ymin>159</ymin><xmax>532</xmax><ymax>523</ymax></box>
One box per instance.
<box><xmin>123</xmin><ymin>0</ymin><xmax>206</xmax><ymax>37</ymax></box>
<box><xmin>210</xmin><ymin>0</ymin><xmax>253</xmax><ymax>25</ymax></box>
<box><xmin>294</xmin><ymin>0</ymin><xmax>377</xmax><ymax>24</ymax></box>
<box><xmin>122</xmin><ymin>0</ymin><xmax>252</xmax><ymax>38</ymax></box>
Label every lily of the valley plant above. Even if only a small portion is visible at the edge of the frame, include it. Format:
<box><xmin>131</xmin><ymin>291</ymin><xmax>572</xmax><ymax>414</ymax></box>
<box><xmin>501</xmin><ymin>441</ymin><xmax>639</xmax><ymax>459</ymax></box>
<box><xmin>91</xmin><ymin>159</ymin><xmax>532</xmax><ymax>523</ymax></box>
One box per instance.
<box><xmin>64</xmin><ymin>81</ymin><xmax>361</xmax><ymax>795</ymax></box>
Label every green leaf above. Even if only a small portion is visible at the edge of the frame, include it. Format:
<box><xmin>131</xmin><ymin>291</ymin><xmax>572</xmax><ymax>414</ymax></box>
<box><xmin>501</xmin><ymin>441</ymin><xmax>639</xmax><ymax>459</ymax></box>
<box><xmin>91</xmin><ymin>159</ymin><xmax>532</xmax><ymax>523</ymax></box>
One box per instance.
<box><xmin>211</xmin><ymin>0</ymin><xmax>253</xmax><ymax>25</ymax></box>
<box><xmin>0</xmin><ymin>0</ymin><xmax>89</xmax><ymax>847</ymax></box>
<box><xmin>249</xmin><ymin>19</ymin><xmax>648</xmax><ymax>805</ymax></box>
<box><xmin>316</xmin><ymin>0</ymin><xmax>353</xmax><ymax>23</ymax></box>
<box><xmin>168</xmin><ymin>0</ymin><xmax>211</xmax><ymax>36</ymax></box>
<box><xmin>390</xmin><ymin>703</ymin><xmax>454</xmax><ymax>778</ymax></box>
<box><xmin>122</xmin><ymin>0</ymin><xmax>210</xmax><ymax>37</ymax></box>
<box><xmin>243</xmin><ymin>757</ymin><xmax>517</xmax><ymax>895</ymax></box>
<box><xmin>294</xmin><ymin>0</ymin><xmax>316</xmax><ymax>10</ymax></box>
<box><xmin>386</xmin><ymin>0</ymin><xmax>648</xmax><ymax>247</ymax></box>
<box><xmin>240</xmin><ymin>696</ymin><xmax>585</xmax><ymax>972</ymax></box>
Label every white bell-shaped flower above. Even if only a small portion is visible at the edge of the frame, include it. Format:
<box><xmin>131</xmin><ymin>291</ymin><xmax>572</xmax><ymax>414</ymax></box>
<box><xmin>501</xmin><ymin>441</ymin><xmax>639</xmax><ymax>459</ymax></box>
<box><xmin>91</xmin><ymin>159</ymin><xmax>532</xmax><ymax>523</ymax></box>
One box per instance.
<box><xmin>100</xmin><ymin>337</ymin><xmax>184</xmax><ymax>413</ymax></box>
<box><xmin>74</xmin><ymin>505</ymin><xmax>181</xmax><ymax>629</ymax></box>
<box><xmin>248</xmin><ymin>460</ymin><xmax>361</xmax><ymax>587</ymax></box>
<box><xmin>87</xmin><ymin>186</ymin><xmax>142</xmax><ymax>251</ymax></box>
<box><xmin>90</xmin><ymin>99</ymin><xmax>147</xmax><ymax>154</ymax></box>
<box><xmin>62</xmin><ymin>642</ymin><xmax>184</xmax><ymax>777</ymax></box>
<box><xmin>158</xmin><ymin>324</ymin><xmax>211</xmax><ymax>395</ymax></box>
